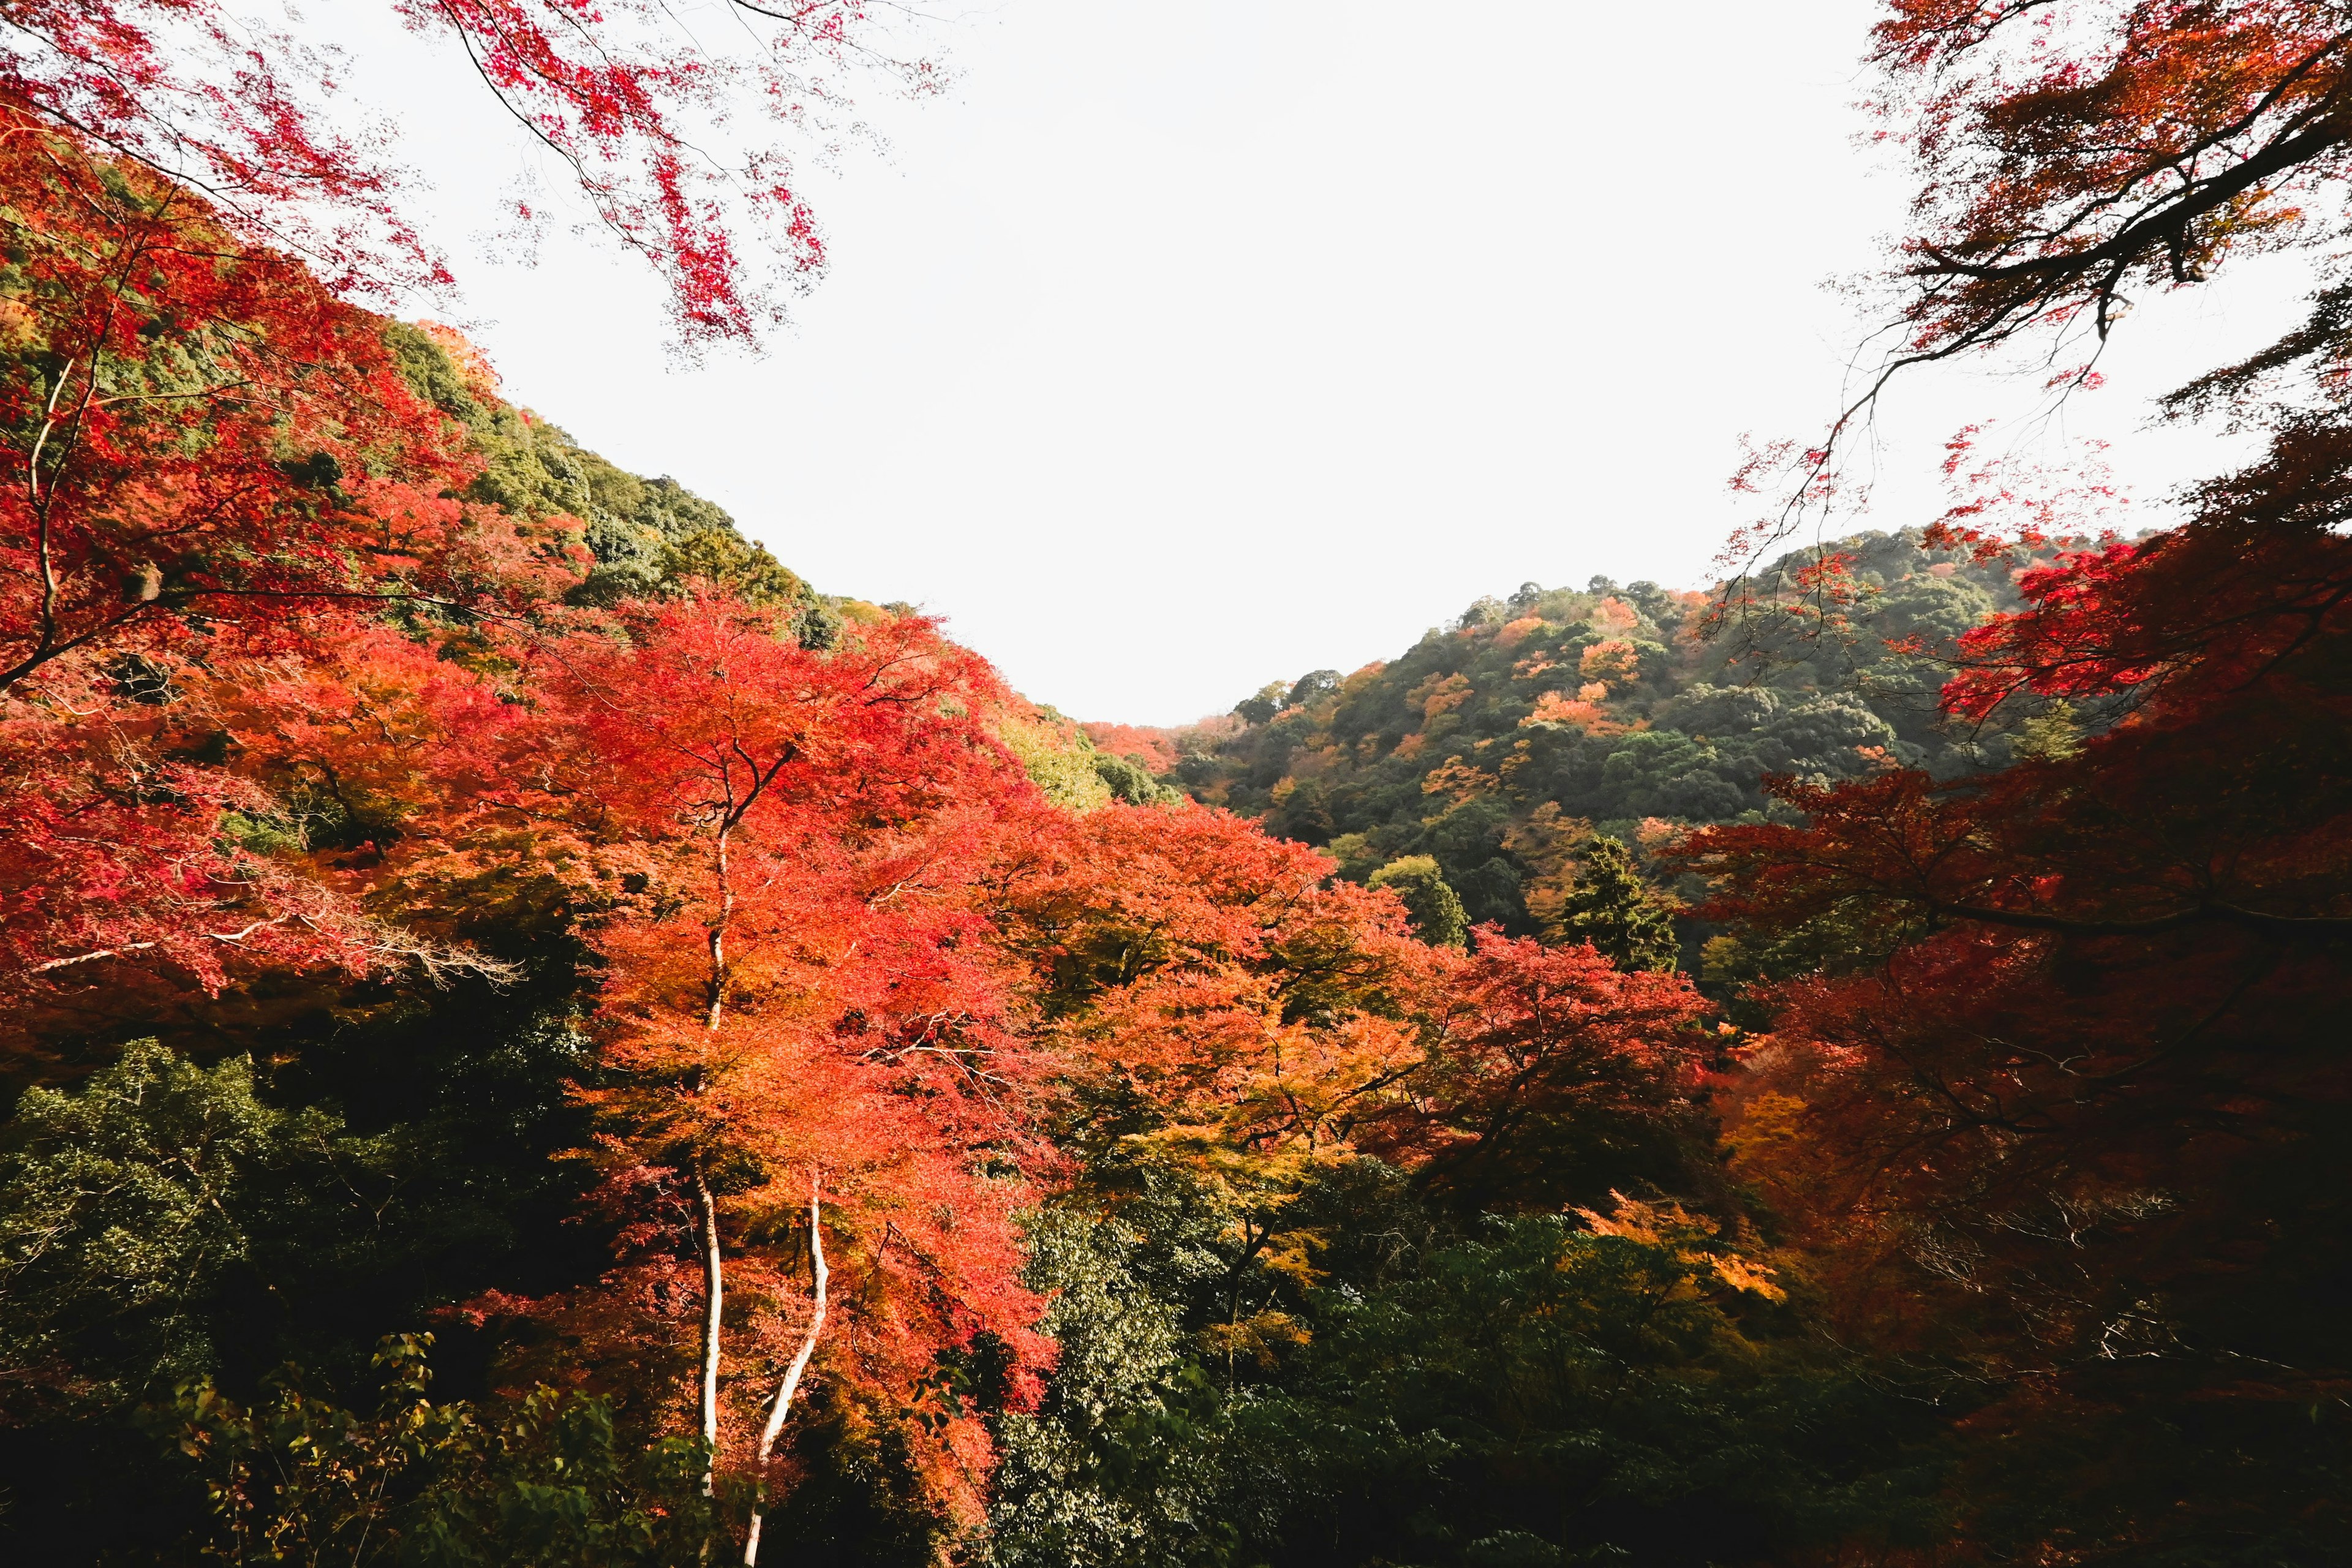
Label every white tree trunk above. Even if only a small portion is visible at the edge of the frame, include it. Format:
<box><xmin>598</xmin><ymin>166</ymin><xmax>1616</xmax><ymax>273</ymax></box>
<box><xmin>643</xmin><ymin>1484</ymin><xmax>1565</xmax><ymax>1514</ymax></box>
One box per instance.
<box><xmin>697</xmin><ymin>821</ymin><xmax>734</xmax><ymax>1497</ymax></box>
<box><xmin>742</xmin><ymin>1174</ymin><xmax>827</xmax><ymax>1567</ymax></box>
<box><xmin>696</xmin><ymin>1170</ymin><xmax>725</xmax><ymax>1498</ymax></box>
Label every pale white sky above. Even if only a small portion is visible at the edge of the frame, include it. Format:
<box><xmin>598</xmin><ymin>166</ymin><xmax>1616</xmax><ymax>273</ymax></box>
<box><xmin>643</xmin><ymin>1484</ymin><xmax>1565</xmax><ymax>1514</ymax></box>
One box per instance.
<box><xmin>326</xmin><ymin>0</ymin><xmax>2309</xmax><ymax>725</ymax></box>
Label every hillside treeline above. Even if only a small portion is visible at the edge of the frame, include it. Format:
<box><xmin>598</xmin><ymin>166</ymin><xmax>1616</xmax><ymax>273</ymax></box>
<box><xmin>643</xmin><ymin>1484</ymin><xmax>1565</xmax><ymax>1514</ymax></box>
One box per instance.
<box><xmin>1109</xmin><ymin>531</ymin><xmax>2082</xmax><ymax>948</ymax></box>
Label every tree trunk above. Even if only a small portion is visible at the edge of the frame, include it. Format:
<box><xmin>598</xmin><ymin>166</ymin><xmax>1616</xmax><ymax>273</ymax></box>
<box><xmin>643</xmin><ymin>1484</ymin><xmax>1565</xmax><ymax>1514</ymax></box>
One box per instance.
<box><xmin>707</xmin><ymin>823</ymin><xmax>733</xmax><ymax>1031</ymax></box>
<box><xmin>742</xmin><ymin>1174</ymin><xmax>827</xmax><ymax>1567</ymax></box>
<box><xmin>696</xmin><ymin>821</ymin><xmax>734</xmax><ymax>1496</ymax></box>
<box><xmin>696</xmin><ymin>1167</ymin><xmax>725</xmax><ymax>1498</ymax></box>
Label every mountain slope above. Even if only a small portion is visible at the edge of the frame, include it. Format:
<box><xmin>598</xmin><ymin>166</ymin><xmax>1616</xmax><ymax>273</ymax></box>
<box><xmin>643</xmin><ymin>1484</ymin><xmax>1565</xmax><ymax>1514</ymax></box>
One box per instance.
<box><xmin>1097</xmin><ymin>530</ymin><xmax>2080</xmax><ymax>935</ymax></box>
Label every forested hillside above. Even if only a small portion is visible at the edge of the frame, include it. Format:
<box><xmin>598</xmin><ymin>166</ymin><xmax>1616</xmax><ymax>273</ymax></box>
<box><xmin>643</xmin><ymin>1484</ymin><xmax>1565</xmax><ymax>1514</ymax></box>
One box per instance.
<box><xmin>3</xmin><ymin>4</ymin><xmax>2350</xmax><ymax>1567</ymax></box>
<box><xmin>379</xmin><ymin>324</ymin><xmax>835</xmax><ymax>635</ymax></box>
<box><xmin>1099</xmin><ymin>531</ymin><xmax>2079</xmax><ymax>940</ymax></box>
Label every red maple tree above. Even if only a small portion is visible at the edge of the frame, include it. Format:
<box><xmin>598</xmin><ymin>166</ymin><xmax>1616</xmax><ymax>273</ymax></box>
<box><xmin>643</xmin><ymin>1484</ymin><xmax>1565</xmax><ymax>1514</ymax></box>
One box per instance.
<box><xmin>1680</xmin><ymin>3</ymin><xmax>2352</xmax><ymax>1553</ymax></box>
<box><xmin>1360</xmin><ymin>931</ymin><xmax>1716</xmax><ymax>1213</ymax></box>
<box><xmin>0</xmin><ymin>115</ymin><xmax>565</xmax><ymax>1052</ymax></box>
<box><xmin>461</xmin><ymin>594</ymin><xmax>1055</xmax><ymax>1548</ymax></box>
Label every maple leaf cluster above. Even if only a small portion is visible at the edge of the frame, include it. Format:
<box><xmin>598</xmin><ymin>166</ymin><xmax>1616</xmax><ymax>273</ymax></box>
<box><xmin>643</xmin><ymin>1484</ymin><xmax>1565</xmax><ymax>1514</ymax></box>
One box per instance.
<box><xmin>0</xmin><ymin>0</ymin><xmax>940</xmax><ymax>342</ymax></box>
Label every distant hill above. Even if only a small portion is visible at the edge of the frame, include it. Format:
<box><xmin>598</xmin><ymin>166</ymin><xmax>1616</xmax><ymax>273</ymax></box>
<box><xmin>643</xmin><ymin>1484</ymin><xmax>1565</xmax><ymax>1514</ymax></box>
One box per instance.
<box><xmin>1088</xmin><ymin>529</ymin><xmax>2083</xmax><ymax>937</ymax></box>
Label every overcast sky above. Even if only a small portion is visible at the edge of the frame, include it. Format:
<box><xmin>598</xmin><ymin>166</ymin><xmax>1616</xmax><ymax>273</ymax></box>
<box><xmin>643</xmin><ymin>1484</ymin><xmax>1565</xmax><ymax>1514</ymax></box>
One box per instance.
<box><xmin>330</xmin><ymin>0</ymin><xmax>2310</xmax><ymax>725</ymax></box>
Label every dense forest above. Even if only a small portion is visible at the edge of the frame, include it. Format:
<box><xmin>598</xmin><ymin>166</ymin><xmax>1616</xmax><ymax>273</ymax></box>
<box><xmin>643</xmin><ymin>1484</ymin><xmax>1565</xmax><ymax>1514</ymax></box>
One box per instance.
<box><xmin>1093</xmin><ymin>529</ymin><xmax>2084</xmax><ymax>947</ymax></box>
<box><xmin>2</xmin><ymin>2</ymin><xmax>2348</xmax><ymax>1566</ymax></box>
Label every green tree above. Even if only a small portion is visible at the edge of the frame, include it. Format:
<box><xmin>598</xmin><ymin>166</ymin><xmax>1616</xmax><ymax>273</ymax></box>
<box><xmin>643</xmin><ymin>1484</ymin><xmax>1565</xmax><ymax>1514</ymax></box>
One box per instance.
<box><xmin>1224</xmin><ymin>1207</ymin><xmax>1946</xmax><ymax>1567</ymax></box>
<box><xmin>0</xmin><ymin>1042</ymin><xmax>331</xmax><ymax>1408</ymax></box>
<box><xmin>1233</xmin><ymin>681</ymin><xmax>1291</xmax><ymax>726</ymax></box>
<box><xmin>1550</xmin><ymin>837</ymin><xmax>1679</xmax><ymax>971</ymax></box>
<box><xmin>164</xmin><ymin>1335</ymin><xmax>715</xmax><ymax>1566</ymax></box>
<box><xmin>1369</xmin><ymin>855</ymin><xmax>1470</xmax><ymax>948</ymax></box>
<box><xmin>1093</xmin><ymin>750</ymin><xmax>1181</xmax><ymax>807</ymax></box>
<box><xmin>984</xmin><ymin>1207</ymin><xmax>1234</xmax><ymax>1568</ymax></box>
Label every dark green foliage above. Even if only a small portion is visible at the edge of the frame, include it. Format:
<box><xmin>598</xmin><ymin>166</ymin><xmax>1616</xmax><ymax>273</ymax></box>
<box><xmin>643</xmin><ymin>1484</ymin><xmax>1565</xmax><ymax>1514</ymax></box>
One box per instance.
<box><xmin>0</xmin><ymin>1042</ymin><xmax>322</xmax><ymax>1411</ymax></box>
<box><xmin>0</xmin><ymin>970</ymin><xmax>606</xmax><ymax>1559</ymax></box>
<box><xmin>0</xmin><ymin>1028</ymin><xmax>589</xmax><ymax>1420</ymax></box>
<box><xmin>992</xmin><ymin>1170</ymin><xmax>1945</xmax><ymax>1568</ymax></box>
<box><xmin>1596</xmin><ymin>728</ymin><xmax>1748</xmax><ymax>820</ymax></box>
<box><xmin>1286</xmin><ymin>670</ymin><xmax>1343</xmax><ymax>709</ymax></box>
<box><xmin>1224</xmin><ymin>1216</ymin><xmax>1947</xmax><ymax>1568</ymax></box>
<box><xmin>1368</xmin><ymin>855</ymin><xmax>1470</xmax><ymax>947</ymax></box>
<box><xmin>161</xmin><ymin>1335</ymin><xmax>716</xmax><ymax>1566</ymax></box>
<box><xmin>1553</xmin><ymin>838</ymin><xmax>1681</xmax><ymax>971</ymax></box>
<box><xmin>1235</xmin><ymin>680</ymin><xmax>1291</xmax><ymax>726</ymax></box>
<box><xmin>985</xmin><ymin>1207</ymin><xmax>1237</xmax><ymax>1568</ymax></box>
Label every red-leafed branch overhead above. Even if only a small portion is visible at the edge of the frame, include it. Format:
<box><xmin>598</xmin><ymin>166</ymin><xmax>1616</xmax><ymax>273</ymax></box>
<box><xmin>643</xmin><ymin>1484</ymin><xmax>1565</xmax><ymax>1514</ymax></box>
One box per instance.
<box><xmin>0</xmin><ymin>0</ymin><xmax>939</xmax><ymax>344</ymax></box>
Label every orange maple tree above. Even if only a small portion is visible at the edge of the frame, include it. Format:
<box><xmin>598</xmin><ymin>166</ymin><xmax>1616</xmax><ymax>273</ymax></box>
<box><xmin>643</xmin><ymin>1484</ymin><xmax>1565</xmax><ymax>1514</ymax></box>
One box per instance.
<box><xmin>456</xmin><ymin>595</ymin><xmax>1056</xmax><ymax>1548</ymax></box>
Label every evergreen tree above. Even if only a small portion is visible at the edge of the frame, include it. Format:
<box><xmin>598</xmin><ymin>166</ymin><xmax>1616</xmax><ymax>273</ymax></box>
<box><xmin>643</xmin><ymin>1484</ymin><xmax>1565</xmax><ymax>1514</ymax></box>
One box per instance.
<box><xmin>1551</xmin><ymin>838</ymin><xmax>1679</xmax><ymax>971</ymax></box>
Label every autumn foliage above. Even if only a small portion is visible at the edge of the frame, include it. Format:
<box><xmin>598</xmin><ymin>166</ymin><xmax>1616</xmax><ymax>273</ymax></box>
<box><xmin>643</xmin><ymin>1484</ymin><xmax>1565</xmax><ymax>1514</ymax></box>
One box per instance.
<box><xmin>1655</xmin><ymin>4</ymin><xmax>2352</xmax><ymax>1558</ymax></box>
<box><xmin>0</xmin><ymin>98</ymin><xmax>1056</xmax><ymax>1544</ymax></box>
<box><xmin>1870</xmin><ymin>0</ymin><xmax>2352</xmax><ymax>360</ymax></box>
<box><xmin>512</xmin><ymin>597</ymin><xmax>1057</xmax><ymax>1524</ymax></box>
<box><xmin>12</xmin><ymin>2</ymin><xmax>2352</xmax><ymax>1564</ymax></box>
<box><xmin>0</xmin><ymin>94</ymin><xmax>1741</xmax><ymax>1556</ymax></box>
<box><xmin>0</xmin><ymin>0</ymin><xmax>939</xmax><ymax>339</ymax></box>
<box><xmin>1361</xmin><ymin>932</ymin><xmax>1714</xmax><ymax>1213</ymax></box>
<box><xmin>0</xmin><ymin>111</ymin><xmax>552</xmax><ymax>1046</ymax></box>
